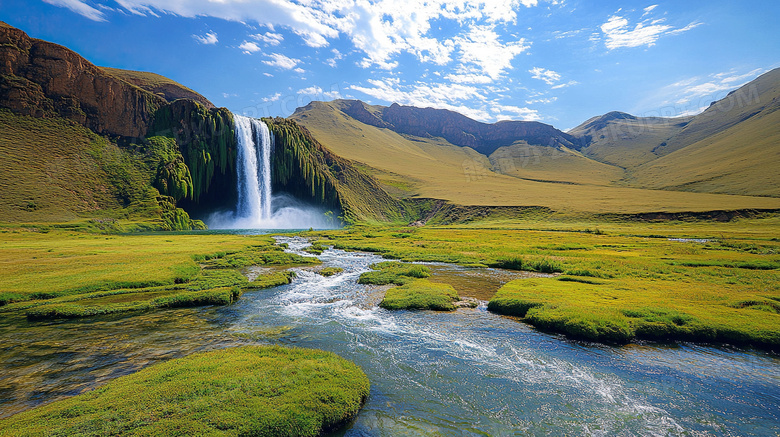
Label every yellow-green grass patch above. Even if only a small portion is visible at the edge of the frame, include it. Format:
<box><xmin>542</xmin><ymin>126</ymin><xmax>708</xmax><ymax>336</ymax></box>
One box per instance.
<box><xmin>0</xmin><ymin>228</ymin><xmax>315</xmax><ymax>318</ymax></box>
<box><xmin>0</xmin><ymin>345</ymin><xmax>370</xmax><ymax>437</ymax></box>
<box><xmin>488</xmin><ymin>278</ymin><xmax>780</xmax><ymax>347</ymax></box>
<box><xmin>380</xmin><ymin>279</ymin><xmax>461</xmax><ymax>311</ymax></box>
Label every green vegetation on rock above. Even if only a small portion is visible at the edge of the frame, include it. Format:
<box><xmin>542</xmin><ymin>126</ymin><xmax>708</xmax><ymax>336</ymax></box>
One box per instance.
<box><xmin>148</xmin><ymin>99</ymin><xmax>237</xmax><ymax>203</ymax></box>
<box><xmin>265</xmin><ymin>117</ymin><xmax>408</xmax><ymax>223</ymax></box>
<box><xmin>319</xmin><ymin>267</ymin><xmax>344</xmax><ymax>277</ymax></box>
<box><xmin>0</xmin><ymin>109</ymin><xmax>203</xmax><ymax>230</ymax></box>
<box><xmin>380</xmin><ymin>279</ymin><xmax>460</xmax><ymax>311</ymax></box>
<box><xmin>0</xmin><ymin>345</ymin><xmax>370</xmax><ymax>437</ymax></box>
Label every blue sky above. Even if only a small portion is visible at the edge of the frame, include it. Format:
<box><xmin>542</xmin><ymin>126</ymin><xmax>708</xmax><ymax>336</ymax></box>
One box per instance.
<box><xmin>2</xmin><ymin>0</ymin><xmax>778</xmax><ymax>130</ymax></box>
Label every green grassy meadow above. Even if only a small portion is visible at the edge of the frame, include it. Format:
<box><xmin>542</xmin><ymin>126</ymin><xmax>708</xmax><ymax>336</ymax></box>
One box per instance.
<box><xmin>0</xmin><ymin>223</ymin><xmax>316</xmax><ymax>319</ymax></box>
<box><xmin>0</xmin><ymin>345</ymin><xmax>370</xmax><ymax>437</ymax></box>
<box><xmin>309</xmin><ymin>215</ymin><xmax>780</xmax><ymax>348</ymax></box>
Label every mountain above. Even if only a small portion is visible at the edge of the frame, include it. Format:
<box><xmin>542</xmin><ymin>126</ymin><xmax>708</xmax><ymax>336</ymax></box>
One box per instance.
<box><xmin>569</xmin><ymin>68</ymin><xmax>780</xmax><ymax>198</ymax></box>
<box><xmin>0</xmin><ymin>23</ymin><xmax>403</xmax><ymax>225</ymax></box>
<box><xmin>338</xmin><ymin>100</ymin><xmax>582</xmax><ymax>155</ymax></box>
<box><xmin>628</xmin><ymin>68</ymin><xmax>780</xmax><ymax>197</ymax></box>
<box><xmin>0</xmin><ymin>22</ymin><xmax>167</xmax><ymax>138</ymax></box>
<box><xmin>290</xmin><ymin>99</ymin><xmax>780</xmax><ymax>214</ymax></box>
<box><xmin>569</xmin><ymin>111</ymin><xmax>694</xmax><ymax>169</ymax></box>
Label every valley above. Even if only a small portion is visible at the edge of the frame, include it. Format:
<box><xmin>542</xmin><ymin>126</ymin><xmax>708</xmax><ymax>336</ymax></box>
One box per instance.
<box><xmin>0</xmin><ymin>18</ymin><xmax>778</xmax><ymax>437</ymax></box>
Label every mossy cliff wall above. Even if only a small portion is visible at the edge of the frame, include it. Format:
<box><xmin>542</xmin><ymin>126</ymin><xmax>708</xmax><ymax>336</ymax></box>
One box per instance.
<box><xmin>265</xmin><ymin>118</ymin><xmax>407</xmax><ymax>223</ymax></box>
<box><xmin>148</xmin><ymin>99</ymin><xmax>237</xmax><ymax>210</ymax></box>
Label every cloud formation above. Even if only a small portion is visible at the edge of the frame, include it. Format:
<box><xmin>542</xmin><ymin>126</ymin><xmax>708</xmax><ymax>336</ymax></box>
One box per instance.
<box><xmin>600</xmin><ymin>7</ymin><xmax>701</xmax><ymax>50</ymax></box>
<box><xmin>262</xmin><ymin>53</ymin><xmax>301</xmax><ymax>70</ymax></box>
<box><xmin>193</xmin><ymin>31</ymin><xmax>218</xmax><ymax>45</ymax></box>
<box><xmin>43</xmin><ymin>0</ymin><xmax>106</xmax><ymax>22</ymax></box>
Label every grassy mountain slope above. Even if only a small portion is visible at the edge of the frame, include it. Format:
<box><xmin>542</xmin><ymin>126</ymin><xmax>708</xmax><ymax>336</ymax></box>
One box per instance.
<box><xmin>0</xmin><ymin>109</ymin><xmax>201</xmax><ymax>228</ymax></box>
<box><xmin>100</xmin><ymin>67</ymin><xmax>214</xmax><ymax>109</ymax></box>
<box><xmin>489</xmin><ymin>142</ymin><xmax>625</xmax><ymax>185</ymax></box>
<box><xmin>630</xmin><ymin>106</ymin><xmax>780</xmax><ymax>196</ymax></box>
<box><xmin>570</xmin><ymin>112</ymin><xmax>693</xmax><ymax>169</ymax></box>
<box><xmin>656</xmin><ymin>68</ymin><xmax>780</xmax><ymax>157</ymax></box>
<box><xmin>0</xmin><ymin>22</ymin><xmax>164</xmax><ymax>138</ymax></box>
<box><xmin>628</xmin><ymin>69</ymin><xmax>780</xmax><ymax>197</ymax></box>
<box><xmin>291</xmin><ymin>101</ymin><xmax>780</xmax><ymax>213</ymax></box>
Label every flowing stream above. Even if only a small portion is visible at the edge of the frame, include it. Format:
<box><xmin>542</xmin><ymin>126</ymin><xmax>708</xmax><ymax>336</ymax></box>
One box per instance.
<box><xmin>1</xmin><ymin>238</ymin><xmax>779</xmax><ymax>435</ymax></box>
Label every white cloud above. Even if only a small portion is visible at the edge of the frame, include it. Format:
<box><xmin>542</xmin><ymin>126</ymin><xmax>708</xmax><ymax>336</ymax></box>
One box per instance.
<box><xmin>193</xmin><ymin>31</ymin><xmax>218</xmax><ymax>45</ymax></box>
<box><xmin>43</xmin><ymin>0</ymin><xmax>106</xmax><ymax>22</ymax></box>
<box><xmin>454</xmin><ymin>25</ymin><xmax>530</xmax><ymax>81</ymax></box>
<box><xmin>293</xmin><ymin>67</ymin><xmax>306</xmax><ymax>74</ymax></box>
<box><xmin>349</xmin><ymin>77</ymin><xmax>491</xmax><ymax>120</ymax></box>
<box><xmin>297</xmin><ymin>85</ymin><xmax>343</xmax><ymax>100</ymax></box>
<box><xmin>600</xmin><ymin>7</ymin><xmax>701</xmax><ymax>50</ymax></box>
<box><xmin>529</xmin><ymin>67</ymin><xmax>561</xmax><ymax>85</ymax></box>
<box><xmin>239</xmin><ymin>41</ymin><xmax>262</xmax><ymax>54</ymax></box>
<box><xmin>526</xmin><ymin>97</ymin><xmax>557</xmax><ymax>104</ymax></box>
<box><xmin>326</xmin><ymin>49</ymin><xmax>344</xmax><ymax>68</ymax></box>
<box><xmin>491</xmin><ymin>104</ymin><xmax>541</xmax><ymax>121</ymax></box>
<box><xmin>551</xmin><ymin>80</ymin><xmax>578</xmax><ymax>89</ymax></box>
<box><xmin>250</xmin><ymin>32</ymin><xmax>284</xmax><ymax>46</ymax></box>
<box><xmin>262</xmin><ymin>92</ymin><xmax>282</xmax><ymax>102</ymax></box>
<box><xmin>61</xmin><ymin>0</ymin><xmax>541</xmax><ymax>79</ymax></box>
<box><xmin>348</xmin><ymin>77</ymin><xmax>539</xmax><ymax>122</ymax></box>
<box><xmin>644</xmin><ymin>67</ymin><xmax>765</xmax><ymax>117</ymax></box>
<box><xmin>263</xmin><ymin>53</ymin><xmax>301</xmax><ymax>70</ymax></box>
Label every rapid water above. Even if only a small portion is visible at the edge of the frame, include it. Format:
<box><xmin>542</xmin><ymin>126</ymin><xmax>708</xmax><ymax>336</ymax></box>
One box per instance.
<box><xmin>1</xmin><ymin>239</ymin><xmax>778</xmax><ymax>435</ymax></box>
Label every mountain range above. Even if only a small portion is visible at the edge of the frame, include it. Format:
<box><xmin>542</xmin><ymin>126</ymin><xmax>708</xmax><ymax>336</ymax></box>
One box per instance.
<box><xmin>1</xmin><ymin>21</ymin><xmax>779</xmax><ymax>224</ymax></box>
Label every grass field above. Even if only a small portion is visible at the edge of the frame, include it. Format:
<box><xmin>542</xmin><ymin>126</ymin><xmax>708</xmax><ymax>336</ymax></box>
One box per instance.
<box><xmin>0</xmin><ymin>345</ymin><xmax>369</xmax><ymax>437</ymax></box>
<box><xmin>0</xmin><ymin>223</ymin><xmax>316</xmax><ymax>318</ymax></box>
<box><xmin>310</xmin><ymin>215</ymin><xmax>780</xmax><ymax>348</ymax></box>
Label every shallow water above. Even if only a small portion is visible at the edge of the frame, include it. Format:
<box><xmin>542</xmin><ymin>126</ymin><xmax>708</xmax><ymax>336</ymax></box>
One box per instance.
<box><xmin>1</xmin><ymin>238</ymin><xmax>779</xmax><ymax>436</ymax></box>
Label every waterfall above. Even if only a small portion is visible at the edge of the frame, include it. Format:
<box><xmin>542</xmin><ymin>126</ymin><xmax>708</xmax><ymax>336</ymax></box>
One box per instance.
<box><xmin>206</xmin><ymin>113</ymin><xmax>337</xmax><ymax>229</ymax></box>
<box><xmin>234</xmin><ymin>114</ymin><xmax>273</xmax><ymax>221</ymax></box>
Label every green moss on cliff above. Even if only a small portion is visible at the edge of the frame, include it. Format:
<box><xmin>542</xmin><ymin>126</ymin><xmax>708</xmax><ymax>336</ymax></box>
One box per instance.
<box><xmin>148</xmin><ymin>100</ymin><xmax>236</xmax><ymax>203</ymax></box>
<box><xmin>265</xmin><ymin>117</ymin><xmax>407</xmax><ymax>223</ymax></box>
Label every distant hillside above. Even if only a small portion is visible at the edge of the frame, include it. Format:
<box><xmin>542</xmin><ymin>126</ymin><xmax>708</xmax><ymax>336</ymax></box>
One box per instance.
<box><xmin>0</xmin><ymin>23</ymin><xmax>403</xmax><ymax>224</ymax></box>
<box><xmin>569</xmin><ymin>68</ymin><xmax>780</xmax><ymax>198</ymax></box>
<box><xmin>291</xmin><ymin>99</ymin><xmax>780</xmax><ymax>213</ymax></box>
<box><xmin>100</xmin><ymin>67</ymin><xmax>214</xmax><ymax>109</ymax></box>
<box><xmin>628</xmin><ymin>68</ymin><xmax>780</xmax><ymax>197</ymax></box>
<box><xmin>337</xmin><ymin>99</ymin><xmax>582</xmax><ymax>155</ymax></box>
<box><xmin>569</xmin><ymin>112</ymin><xmax>693</xmax><ymax>169</ymax></box>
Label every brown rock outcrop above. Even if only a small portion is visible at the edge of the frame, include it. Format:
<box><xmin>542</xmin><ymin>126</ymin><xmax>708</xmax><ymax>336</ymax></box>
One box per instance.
<box><xmin>0</xmin><ymin>21</ymin><xmax>166</xmax><ymax>138</ymax></box>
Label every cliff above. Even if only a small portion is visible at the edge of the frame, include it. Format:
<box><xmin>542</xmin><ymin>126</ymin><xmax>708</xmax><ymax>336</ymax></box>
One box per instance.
<box><xmin>0</xmin><ymin>22</ymin><xmax>165</xmax><ymax>138</ymax></box>
<box><xmin>266</xmin><ymin>117</ymin><xmax>407</xmax><ymax>223</ymax></box>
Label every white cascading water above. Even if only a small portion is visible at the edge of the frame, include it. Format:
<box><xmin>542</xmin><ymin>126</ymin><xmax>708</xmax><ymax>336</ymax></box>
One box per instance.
<box><xmin>206</xmin><ymin>113</ymin><xmax>336</xmax><ymax>229</ymax></box>
<box><xmin>234</xmin><ymin>114</ymin><xmax>273</xmax><ymax>221</ymax></box>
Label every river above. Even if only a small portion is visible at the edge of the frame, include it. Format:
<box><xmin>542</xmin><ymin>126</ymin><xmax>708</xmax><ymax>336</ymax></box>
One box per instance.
<box><xmin>1</xmin><ymin>237</ymin><xmax>778</xmax><ymax>436</ymax></box>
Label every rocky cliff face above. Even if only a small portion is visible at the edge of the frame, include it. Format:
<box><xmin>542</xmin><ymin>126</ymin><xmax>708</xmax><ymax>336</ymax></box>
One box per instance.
<box><xmin>0</xmin><ymin>22</ymin><xmax>165</xmax><ymax>138</ymax></box>
<box><xmin>338</xmin><ymin>100</ymin><xmax>583</xmax><ymax>154</ymax></box>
